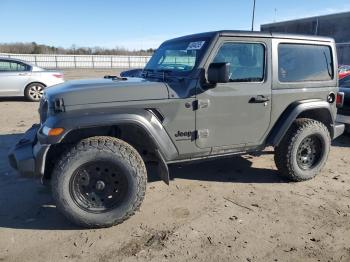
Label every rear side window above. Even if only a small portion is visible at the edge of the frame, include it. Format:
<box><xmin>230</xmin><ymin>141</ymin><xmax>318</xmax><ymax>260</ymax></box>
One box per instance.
<box><xmin>278</xmin><ymin>44</ymin><xmax>333</xmax><ymax>82</ymax></box>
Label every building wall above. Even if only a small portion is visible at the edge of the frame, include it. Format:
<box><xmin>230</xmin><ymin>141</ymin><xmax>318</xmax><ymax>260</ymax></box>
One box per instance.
<box><xmin>261</xmin><ymin>12</ymin><xmax>350</xmax><ymax>65</ymax></box>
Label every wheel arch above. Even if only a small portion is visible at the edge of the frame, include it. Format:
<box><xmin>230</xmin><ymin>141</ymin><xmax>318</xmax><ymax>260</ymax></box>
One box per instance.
<box><xmin>24</xmin><ymin>81</ymin><xmax>47</xmax><ymax>91</ymax></box>
<box><xmin>266</xmin><ymin>100</ymin><xmax>334</xmax><ymax>146</ymax></box>
<box><xmin>24</xmin><ymin>81</ymin><xmax>47</xmax><ymax>97</ymax></box>
<box><xmin>42</xmin><ymin>111</ymin><xmax>178</xmax><ymax>182</ymax></box>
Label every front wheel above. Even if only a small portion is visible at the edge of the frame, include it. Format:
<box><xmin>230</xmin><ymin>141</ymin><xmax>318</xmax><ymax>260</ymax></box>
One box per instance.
<box><xmin>274</xmin><ymin>118</ymin><xmax>331</xmax><ymax>182</ymax></box>
<box><xmin>51</xmin><ymin>136</ymin><xmax>147</xmax><ymax>228</ymax></box>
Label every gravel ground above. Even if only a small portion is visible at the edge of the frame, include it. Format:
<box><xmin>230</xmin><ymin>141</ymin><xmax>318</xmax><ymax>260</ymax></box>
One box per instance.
<box><xmin>0</xmin><ymin>70</ymin><xmax>350</xmax><ymax>262</ymax></box>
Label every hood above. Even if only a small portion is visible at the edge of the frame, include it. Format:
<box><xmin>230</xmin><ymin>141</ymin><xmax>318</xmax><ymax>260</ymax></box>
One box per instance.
<box><xmin>45</xmin><ymin>77</ymin><xmax>169</xmax><ymax>106</ymax></box>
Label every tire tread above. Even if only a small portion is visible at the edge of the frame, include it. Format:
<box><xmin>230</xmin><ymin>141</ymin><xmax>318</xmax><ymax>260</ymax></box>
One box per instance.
<box><xmin>51</xmin><ymin>136</ymin><xmax>147</xmax><ymax>228</ymax></box>
<box><xmin>274</xmin><ymin>118</ymin><xmax>330</xmax><ymax>182</ymax></box>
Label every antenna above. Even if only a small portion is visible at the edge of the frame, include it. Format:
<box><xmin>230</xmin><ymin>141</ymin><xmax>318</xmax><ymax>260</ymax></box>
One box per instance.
<box><xmin>251</xmin><ymin>0</ymin><xmax>256</xmax><ymax>31</ymax></box>
<box><xmin>274</xmin><ymin>8</ymin><xmax>277</xmax><ymax>22</ymax></box>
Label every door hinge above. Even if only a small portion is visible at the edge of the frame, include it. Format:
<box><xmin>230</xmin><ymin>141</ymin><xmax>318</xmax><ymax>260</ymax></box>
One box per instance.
<box><xmin>194</xmin><ymin>99</ymin><xmax>210</xmax><ymax>110</ymax></box>
<box><xmin>196</xmin><ymin>129</ymin><xmax>210</xmax><ymax>139</ymax></box>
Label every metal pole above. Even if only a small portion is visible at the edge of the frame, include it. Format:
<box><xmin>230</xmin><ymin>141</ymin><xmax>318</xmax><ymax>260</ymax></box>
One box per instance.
<box><xmin>315</xmin><ymin>18</ymin><xmax>319</xmax><ymax>35</ymax></box>
<box><xmin>251</xmin><ymin>0</ymin><xmax>256</xmax><ymax>31</ymax></box>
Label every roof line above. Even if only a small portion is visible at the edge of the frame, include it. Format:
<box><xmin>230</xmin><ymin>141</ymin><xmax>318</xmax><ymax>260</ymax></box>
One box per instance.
<box><xmin>261</xmin><ymin>11</ymin><xmax>350</xmax><ymax>27</ymax></box>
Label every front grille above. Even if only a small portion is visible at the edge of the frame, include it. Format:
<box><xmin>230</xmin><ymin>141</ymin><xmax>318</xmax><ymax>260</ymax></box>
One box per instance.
<box><xmin>39</xmin><ymin>99</ymin><xmax>48</xmax><ymax>124</ymax></box>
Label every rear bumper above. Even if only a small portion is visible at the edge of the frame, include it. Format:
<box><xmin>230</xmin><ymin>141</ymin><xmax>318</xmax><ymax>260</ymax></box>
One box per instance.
<box><xmin>332</xmin><ymin>121</ymin><xmax>345</xmax><ymax>139</ymax></box>
<box><xmin>336</xmin><ymin>114</ymin><xmax>350</xmax><ymax>125</ymax></box>
<box><xmin>8</xmin><ymin>124</ymin><xmax>50</xmax><ymax>177</ymax></box>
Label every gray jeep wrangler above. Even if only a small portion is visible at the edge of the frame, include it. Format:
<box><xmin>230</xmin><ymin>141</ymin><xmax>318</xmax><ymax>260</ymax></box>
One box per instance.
<box><xmin>8</xmin><ymin>31</ymin><xmax>345</xmax><ymax>228</ymax></box>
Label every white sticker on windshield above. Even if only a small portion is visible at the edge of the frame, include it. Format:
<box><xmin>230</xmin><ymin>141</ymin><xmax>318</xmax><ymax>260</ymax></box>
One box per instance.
<box><xmin>186</xmin><ymin>41</ymin><xmax>205</xmax><ymax>50</ymax></box>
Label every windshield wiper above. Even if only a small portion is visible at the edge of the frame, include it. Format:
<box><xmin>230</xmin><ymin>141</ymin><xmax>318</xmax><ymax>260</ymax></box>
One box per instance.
<box><xmin>155</xmin><ymin>69</ymin><xmax>172</xmax><ymax>81</ymax></box>
<box><xmin>229</xmin><ymin>77</ymin><xmax>262</xmax><ymax>82</ymax></box>
<box><xmin>141</xmin><ymin>68</ymin><xmax>154</xmax><ymax>78</ymax></box>
<box><xmin>142</xmin><ymin>68</ymin><xmax>184</xmax><ymax>82</ymax></box>
<box><xmin>156</xmin><ymin>69</ymin><xmax>172</xmax><ymax>73</ymax></box>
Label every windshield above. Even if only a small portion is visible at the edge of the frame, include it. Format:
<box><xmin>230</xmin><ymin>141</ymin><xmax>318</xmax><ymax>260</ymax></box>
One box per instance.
<box><xmin>144</xmin><ymin>37</ymin><xmax>210</xmax><ymax>75</ymax></box>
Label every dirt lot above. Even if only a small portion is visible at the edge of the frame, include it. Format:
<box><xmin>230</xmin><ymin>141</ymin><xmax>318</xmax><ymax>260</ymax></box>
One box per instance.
<box><xmin>0</xmin><ymin>69</ymin><xmax>350</xmax><ymax>262</ymax></box>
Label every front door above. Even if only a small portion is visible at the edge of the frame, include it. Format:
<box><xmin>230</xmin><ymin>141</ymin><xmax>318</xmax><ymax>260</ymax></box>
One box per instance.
<box><xmin>0</xmin><ymin>60</ymin><xmax>30</xmax><ymax>96</ymax></box>
<box><xmin>195</xmin><ymin>38</ymin><xmax>272</xmax><ymax>149</ymax></box>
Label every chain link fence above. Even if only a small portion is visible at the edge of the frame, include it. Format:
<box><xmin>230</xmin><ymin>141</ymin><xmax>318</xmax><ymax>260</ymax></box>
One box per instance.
<box><xmin>0</xmin><ymin>53</ymin><xmax>151</xmax><ymax>69</ymax></box>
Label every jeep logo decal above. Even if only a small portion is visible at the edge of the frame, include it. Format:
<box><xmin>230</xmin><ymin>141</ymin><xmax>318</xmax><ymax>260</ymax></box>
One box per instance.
<box><xmin>175</xmin><ymin>131</ymin><xmax>193</xmax><ymax>138</ymax></box>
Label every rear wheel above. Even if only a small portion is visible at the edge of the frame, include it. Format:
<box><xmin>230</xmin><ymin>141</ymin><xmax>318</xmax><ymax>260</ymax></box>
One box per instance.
<box><xmin>51</xmin><ymin>136</ymin><xmax>147</xmax><ymax>228</ymax></box>
<box><xmin>24</xmin><ymin>83</ymin><xmax>45</xmax><ymax>101</ymax></box>
<box><xmin>274</xmin><ymin>118</ymin><xmax>330</xmax><ymax>181</ymax></box>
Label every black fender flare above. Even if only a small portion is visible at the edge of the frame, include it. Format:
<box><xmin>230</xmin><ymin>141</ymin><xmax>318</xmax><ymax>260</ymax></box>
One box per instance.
<box><xmin>38</xmin><ymin>109</ymin><xmax>178</xmax><ymax>161</ymax></box>
<box><xmin>266</xmin><ymin>100</ymin><xmax>334</xmax><ymax>146</ymax></box>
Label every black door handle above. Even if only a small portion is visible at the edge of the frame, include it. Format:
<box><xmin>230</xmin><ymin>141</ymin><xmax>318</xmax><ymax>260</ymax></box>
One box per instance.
<box><xmin>249</xmin><ymin>95</ymin><xmax>270</xmax><ymax>103</ymax></box>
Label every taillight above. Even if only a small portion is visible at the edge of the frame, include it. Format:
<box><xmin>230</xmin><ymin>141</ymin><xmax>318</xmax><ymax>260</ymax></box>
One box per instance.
<box><xmin>52</xmin><ymin>73</ymin><xmax>63</xmax><ymax>78</ymax></box>
<box><xmin>336</xmin><ymin>92</ymin><xmax>344</xmax><ymax>108</ymax></box>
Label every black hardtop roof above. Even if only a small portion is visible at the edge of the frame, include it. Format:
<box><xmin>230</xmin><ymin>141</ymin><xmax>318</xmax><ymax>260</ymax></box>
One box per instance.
<box><xmin>165</xmin><ymin>30</ymin><xmax>335</xmax><ymax>43</ymax></box>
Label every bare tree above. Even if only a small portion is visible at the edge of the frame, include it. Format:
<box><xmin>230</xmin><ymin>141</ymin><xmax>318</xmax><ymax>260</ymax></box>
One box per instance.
<box><xmin>0</xmin><ymin>42</ymin><xmax>155</xmax><ymax>55</ymax></box>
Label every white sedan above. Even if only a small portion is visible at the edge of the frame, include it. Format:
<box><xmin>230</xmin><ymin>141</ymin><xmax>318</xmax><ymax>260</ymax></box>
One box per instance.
<box><xmin>0</xmin><ymin>58</ymin><xmax>64</xmax><ymax>101</ymax></box>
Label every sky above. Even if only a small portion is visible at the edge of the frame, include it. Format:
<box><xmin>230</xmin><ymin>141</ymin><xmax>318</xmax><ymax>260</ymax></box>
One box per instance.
<box><xmin>1</xmin><ymin>0</ymin><xmax>350</xmax><ymax>50</ymax></box>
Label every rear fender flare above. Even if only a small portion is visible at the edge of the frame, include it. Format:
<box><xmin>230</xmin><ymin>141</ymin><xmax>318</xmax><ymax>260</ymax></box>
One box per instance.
<box><xmin>266</xmin><ymin>100</ymin><xmax>334</xmax><ymax>146</ymax></box>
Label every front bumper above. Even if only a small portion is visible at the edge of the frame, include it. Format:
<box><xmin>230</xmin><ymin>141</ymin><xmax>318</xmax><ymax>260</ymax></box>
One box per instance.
<box><xmin>8</xmin><ymin>124</ymin><xmax>50</xmax><ymax>177</ymax></box>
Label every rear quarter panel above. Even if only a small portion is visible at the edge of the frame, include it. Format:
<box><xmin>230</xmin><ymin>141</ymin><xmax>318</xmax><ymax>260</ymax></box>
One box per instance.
<box><xmin>269</xmin><ymin>38</ymin><xmax>338</xmax><ymax>132</ymax></box>
<box><xmin>338</xmin><ymin>87</ymin><xmax>350</xmax><ymax>115</ymax></box>
<box><xmin>29</xmin><ymin>72</ymin><xmax>64</xmax><ymax>88</ymax></box>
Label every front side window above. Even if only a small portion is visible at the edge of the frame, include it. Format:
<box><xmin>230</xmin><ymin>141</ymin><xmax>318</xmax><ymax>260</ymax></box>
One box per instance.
<box><xmin>0</xmin><ymin>60</ymin><xmax>29</xmax><ymax>72</ymax></box>
<box><xmin>278</xmin><ymin>44</ymin><xmax>333</xmax><ymax>82</ymax></box>
<box><xmin>212</xmin><ymin>42</ymin><xmax>265</xmax><ymax>82</ymax></box>
<box><xmin>145</xmin><ymin>38</ymin><xmax>210</xmax><ymax>75</ymax></box>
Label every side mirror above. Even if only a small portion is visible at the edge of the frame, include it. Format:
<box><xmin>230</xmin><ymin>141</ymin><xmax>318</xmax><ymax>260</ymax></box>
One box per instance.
<box><xmin>207</xmin><ymin>62</ymin><xmax>230</xmax><ymax>84</ymax></box>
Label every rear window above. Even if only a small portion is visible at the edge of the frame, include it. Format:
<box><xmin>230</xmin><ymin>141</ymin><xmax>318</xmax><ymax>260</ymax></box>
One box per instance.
<box><xmin>278</xmin><ymin>44</ymin><xmax>333</xmax><ymax>82</ymax></box>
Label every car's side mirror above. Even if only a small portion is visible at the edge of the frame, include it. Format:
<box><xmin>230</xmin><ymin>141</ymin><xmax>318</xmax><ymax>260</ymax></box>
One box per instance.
<box><xmin>207</xmin><ymin>62</ymin><xmax>230</xmax><ymax>84</ymax></box>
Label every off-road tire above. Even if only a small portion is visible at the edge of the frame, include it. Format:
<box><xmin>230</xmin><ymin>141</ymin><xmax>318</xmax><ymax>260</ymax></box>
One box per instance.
<box><xmin>51</xmin><ymin>136</ymin><xmax>147</xmax><ymax>228</ymax></box>
<box><xmin>274</xmin><ymin>118</ymin><xmax>330</xmax><ymax>182</ymax></box>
